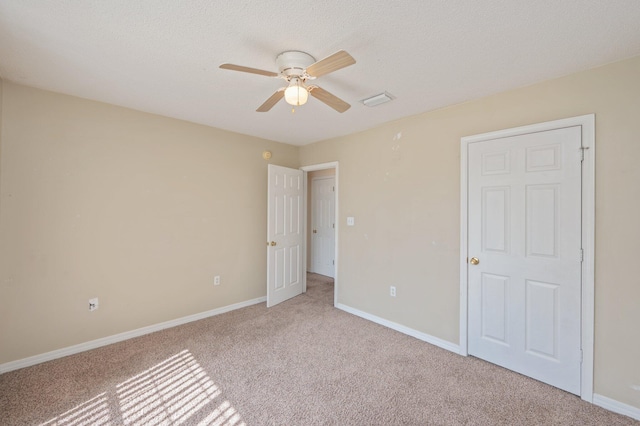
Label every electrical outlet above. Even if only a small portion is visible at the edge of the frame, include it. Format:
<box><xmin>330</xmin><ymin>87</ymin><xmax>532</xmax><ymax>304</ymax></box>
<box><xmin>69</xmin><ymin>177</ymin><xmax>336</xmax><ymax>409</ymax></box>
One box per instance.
<box><xmin>214</xmin><ymin>275</ymin><xmax>221</xmax><ymax>286</ymax></box>
<box><xmin>89</xmin><ymin>298</ymin><xmax>99</xmax><ymax>311</ymax></box>
<box><xmin>390</xmin><ymin>286</ymin><xmax>396</xmax><ymax>297</ymax></box>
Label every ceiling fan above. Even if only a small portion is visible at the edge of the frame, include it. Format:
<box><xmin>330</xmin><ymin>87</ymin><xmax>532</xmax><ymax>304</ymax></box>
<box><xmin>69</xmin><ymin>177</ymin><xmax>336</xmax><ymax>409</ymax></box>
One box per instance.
<box><xmin>220</xmin><ymin>50</ymin><xmax>356</xmax><ymax>113</ymax></box>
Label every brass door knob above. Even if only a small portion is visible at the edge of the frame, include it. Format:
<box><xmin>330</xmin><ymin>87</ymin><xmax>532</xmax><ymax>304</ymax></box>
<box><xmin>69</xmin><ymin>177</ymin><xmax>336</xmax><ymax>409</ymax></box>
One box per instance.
<box><xmin>270</xmin><ymin>241</ymin><xmax>277</xmax><ymax>246</ymax></box>
<box><xmin>470</xmin><ymin>257</ymin><xmax>480</xmax><ymax>265</ymax></box>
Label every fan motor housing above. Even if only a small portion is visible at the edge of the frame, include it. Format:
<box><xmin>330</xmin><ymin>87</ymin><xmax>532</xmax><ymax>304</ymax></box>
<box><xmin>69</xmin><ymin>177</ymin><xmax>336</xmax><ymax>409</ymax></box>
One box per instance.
<box><xmin>276</xmin><ymin>51</ymin><xmax>315</xmax><ymax>77</ymax></box>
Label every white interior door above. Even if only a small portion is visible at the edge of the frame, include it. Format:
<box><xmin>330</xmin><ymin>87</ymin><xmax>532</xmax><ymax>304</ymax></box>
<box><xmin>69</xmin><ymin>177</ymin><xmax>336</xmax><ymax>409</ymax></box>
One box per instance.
<box><xmin>311</xmin><ymin>177</ymin><xmax>335</xmax><ymax>278</ymax></box>
<box><xmin>467</xmin><ymin>126</ymin><xmax>583</xmax><ymax>394</ymax></box>
<box><xmin>267</xmin><ymin>164</ymin><xmax>304</xmax><ymax>307</ymax></box>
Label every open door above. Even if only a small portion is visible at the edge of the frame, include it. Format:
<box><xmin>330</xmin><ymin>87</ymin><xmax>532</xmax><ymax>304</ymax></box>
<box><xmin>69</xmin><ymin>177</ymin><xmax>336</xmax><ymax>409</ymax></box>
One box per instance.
<box><xmin>267</xmin><ymin>164</ymin><xmax>304</xmax><ymax>307</ymax></box>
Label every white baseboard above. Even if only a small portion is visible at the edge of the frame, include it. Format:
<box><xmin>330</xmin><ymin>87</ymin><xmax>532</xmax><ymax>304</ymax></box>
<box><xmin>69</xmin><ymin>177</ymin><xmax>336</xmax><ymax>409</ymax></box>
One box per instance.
<box><xmin>0</xmin><ymin>296</ymin><xmax>266</xmax><ymax>374</ymax></box>
<box><xmin>593</xmin><ymin>393</ymin><xmax>640</xmax><ymax>421</ymax></box>
<box><xmin>335</xmin><ymin>303</ymin><xmax>461</xmax><ymax>354</ymax></box>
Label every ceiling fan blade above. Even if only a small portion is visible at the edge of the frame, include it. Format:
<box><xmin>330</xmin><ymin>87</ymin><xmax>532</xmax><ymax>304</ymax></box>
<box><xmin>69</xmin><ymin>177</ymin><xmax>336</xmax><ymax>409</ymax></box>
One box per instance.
<box><xmin>309</xmin><ymin>86</ymin><xmax>351</xmax><ymax>113</ymax></box>
<box><xmin>306</xmin><ymin>50</ymin><xmax>356</xmax><ymax>78</ymax></box>
<box><xmin>219</xmin><ymin>63</ymin><xmax>279</xmax><ymax>77</ymax></box>
<box><xmin>257</xmin><ymin>89</ymin><xmax>285</xmax><ymax>112</ymax></box>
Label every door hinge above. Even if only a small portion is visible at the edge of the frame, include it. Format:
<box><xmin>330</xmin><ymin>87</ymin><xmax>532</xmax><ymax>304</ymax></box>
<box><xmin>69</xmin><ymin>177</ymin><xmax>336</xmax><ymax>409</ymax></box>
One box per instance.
<box><xmin>332</xmin><ymin>186</ymin><xmax>335</xmax><ymax>192</ymax></box>
<box><xmin>332</xmin><ymin>260</ymin><xmax>335</xmax><ymax>265</ymax></box>
<box><xmin>580</xmin><ymin>146</ymin><xmax>589</xmax><ymax>162</ymax></box>
<box><xmin>580</xmin><ymin>349</ymin><xmax>583</xmax><ymax>363</ymax></box>
<box><xmin>580</xmin><ymin>248</ymin><xmax>584</xmax><ymax>262</ymax></box>
<box><xmin>332</xmin><ymin>223</ymin><xmax>335</xmax><ymax>229</ymax></box>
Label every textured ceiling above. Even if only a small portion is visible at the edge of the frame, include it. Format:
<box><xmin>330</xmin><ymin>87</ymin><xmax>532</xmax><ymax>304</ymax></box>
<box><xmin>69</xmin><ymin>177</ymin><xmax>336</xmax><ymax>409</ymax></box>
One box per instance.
<box><xmin>1</xmin><ymin>1</ymin><xmax>640</xmax><ymax>146</ymax></box>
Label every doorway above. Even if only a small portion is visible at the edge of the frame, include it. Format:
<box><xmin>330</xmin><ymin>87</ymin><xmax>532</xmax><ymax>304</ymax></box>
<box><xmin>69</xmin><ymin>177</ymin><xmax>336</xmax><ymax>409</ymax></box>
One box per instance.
<box><xmin>309</xmin><ymin>174</ymin><xmax>336</xmax><ymax>278</ymax></box>
<box><xmin>301</xmin><ymin>162</ymin><xmax>339</xmax><ymax>307</ymax></box>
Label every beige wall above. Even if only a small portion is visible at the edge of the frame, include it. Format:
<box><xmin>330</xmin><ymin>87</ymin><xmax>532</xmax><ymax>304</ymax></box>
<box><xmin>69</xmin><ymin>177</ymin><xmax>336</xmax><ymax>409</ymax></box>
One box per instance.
<box><xmin>306</xmin><ymin>168</ymin><xmax>336</xmax><ymax>268</ymax></box>
<box><xmin>300</xmin><ymin>56</ymin><xmax>640</xmax><ymax>408</ymax></box>
<box><xmin>0</xmin><ymin>82</ymin><xmax>298</xmax><ymax>364</ymax></box>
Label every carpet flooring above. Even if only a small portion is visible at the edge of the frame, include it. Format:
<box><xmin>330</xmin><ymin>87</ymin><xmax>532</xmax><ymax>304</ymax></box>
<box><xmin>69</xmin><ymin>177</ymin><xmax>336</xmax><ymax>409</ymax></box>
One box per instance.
<box><xmin>0</xmin><ymin>273</ymin><xmax>637</xmax><ymax>425</ymax></box>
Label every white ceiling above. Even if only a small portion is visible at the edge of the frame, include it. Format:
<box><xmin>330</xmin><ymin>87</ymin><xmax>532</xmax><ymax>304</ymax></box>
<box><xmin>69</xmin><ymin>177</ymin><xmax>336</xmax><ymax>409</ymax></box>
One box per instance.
<box><xmin>1</xmin><ymin>1</ymin><xmax>640</xmax><ymax>146</ymax></box>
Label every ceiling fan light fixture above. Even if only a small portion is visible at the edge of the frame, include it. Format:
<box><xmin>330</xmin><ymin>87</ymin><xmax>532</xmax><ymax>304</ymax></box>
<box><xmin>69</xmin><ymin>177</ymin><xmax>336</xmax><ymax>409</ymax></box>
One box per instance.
<box><xmin>284</xmin><ymin>78</ymin><xmax>308</xmax><ymax>106</ymax></box>
<box><xmin>220</xmin><ymin>49</ymin><xmax>355</xmax><ymax>112</ymax></box>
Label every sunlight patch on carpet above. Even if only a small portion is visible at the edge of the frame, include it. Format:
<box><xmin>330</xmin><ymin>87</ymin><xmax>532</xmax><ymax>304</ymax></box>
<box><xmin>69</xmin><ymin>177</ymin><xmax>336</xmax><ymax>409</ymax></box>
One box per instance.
<box><xmin>39</xmin><ymin>393</ymin><xmax>110</xmax><ymax>425</ymax></box>
<box><xmin>116</xmin><ymin>349</ymin><xmax>244</xmax><ymax>425</ymax></box>
<box><xmin>40</xmin><ymin>350</ymin><xmax>244</xmax><ymax>425</ymax></box>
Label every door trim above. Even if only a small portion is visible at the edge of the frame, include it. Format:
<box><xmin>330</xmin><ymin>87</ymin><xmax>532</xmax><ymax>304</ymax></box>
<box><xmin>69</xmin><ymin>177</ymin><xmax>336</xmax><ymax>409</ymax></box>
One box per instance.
<box><xmin>459</xmin><ymin>114</ymin><xmax>595</xmax><ymax>401</ymax></box>
<box><xmin>301</xmin><ymin>162</ymin><xmax>339</xmax><ymax>307</ymax></box>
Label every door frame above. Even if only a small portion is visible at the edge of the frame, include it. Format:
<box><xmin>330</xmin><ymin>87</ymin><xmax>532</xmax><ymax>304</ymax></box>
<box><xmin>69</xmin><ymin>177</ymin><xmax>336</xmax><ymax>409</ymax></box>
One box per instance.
<box><xmin>310</xmin><ymin>175</ymin><xmax>336</xmax><ymax>277</ymax></box>
<box><xmin>459</xmin><ymin>114</ymin><xmax>595</xmax><ymax>401</ymax></box>
<box><xmin>301</xmin><ymin>162</ymin><xmax>339</xmax><ymax>307</ymax></box>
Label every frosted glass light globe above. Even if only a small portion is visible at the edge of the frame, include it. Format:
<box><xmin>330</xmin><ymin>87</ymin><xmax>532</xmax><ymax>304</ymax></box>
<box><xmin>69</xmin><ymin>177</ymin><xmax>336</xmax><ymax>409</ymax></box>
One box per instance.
<box><xmin>284</xmin><ymin>79</ymin><xmax>308</xmax><ymax>106</ymax></box>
